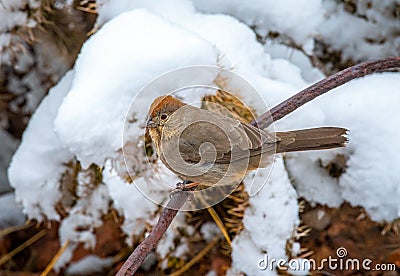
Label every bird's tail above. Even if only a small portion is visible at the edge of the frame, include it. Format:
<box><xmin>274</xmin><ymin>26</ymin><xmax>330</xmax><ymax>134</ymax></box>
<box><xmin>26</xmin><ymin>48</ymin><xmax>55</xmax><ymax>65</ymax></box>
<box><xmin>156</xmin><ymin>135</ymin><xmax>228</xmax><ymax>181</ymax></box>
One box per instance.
<box><xmin>275</xmin><ymin>127</ymin><xmax>348</xmax><ymax>153</ymax></box>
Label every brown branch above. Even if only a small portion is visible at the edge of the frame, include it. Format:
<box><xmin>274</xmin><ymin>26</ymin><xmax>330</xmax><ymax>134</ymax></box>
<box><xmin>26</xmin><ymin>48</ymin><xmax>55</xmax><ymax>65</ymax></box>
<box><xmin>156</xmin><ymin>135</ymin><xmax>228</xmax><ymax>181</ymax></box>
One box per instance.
<box><xmin>117</xmin><ymin>57</ymin><xmax>400</xmax><ymax>275</ymax></box>
<box><xmin>251</xmin><ymin>57</ymin><xmax>400</xmax><ymax>129</ymax></box>
<box><xmin>116</xmin><ymin>191</ymin><xmax>190</xmax><ymax>275</ymax></box>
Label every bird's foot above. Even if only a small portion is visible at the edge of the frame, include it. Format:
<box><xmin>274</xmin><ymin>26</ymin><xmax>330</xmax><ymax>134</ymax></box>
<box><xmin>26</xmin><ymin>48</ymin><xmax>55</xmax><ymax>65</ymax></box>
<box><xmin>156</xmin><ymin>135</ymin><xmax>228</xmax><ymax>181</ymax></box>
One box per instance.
<box><xmin>169</xmin><ymin>181</ymin><xmax>198</xmax><ymax>200</ymax></box>
<box><xmin>176</xmin><ymin>180</ymin><xmax>199</xmax><ymax>191</ymax></box>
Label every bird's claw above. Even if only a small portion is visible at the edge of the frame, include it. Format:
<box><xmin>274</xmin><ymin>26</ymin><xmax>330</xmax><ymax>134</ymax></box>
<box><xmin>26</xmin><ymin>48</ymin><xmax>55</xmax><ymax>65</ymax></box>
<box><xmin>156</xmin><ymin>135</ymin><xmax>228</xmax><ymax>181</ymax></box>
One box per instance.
<box><xmin>169</xmin><ymin>181</ymin><xmax>198</xmax><ymax>200</ymax></box>
<box><xmin>176</xmin><ymin>181</ymin><xmax>199</xmax><ymax>191</ymax></box>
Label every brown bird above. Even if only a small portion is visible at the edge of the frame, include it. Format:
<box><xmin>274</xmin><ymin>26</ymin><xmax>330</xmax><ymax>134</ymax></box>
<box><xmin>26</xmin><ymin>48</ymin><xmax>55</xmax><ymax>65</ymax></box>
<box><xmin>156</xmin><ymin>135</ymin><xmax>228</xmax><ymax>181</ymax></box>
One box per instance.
<box><xmin>146</xmin><ymin>95</ymin><xmax>347</xmax><ymax>189</ymax></box>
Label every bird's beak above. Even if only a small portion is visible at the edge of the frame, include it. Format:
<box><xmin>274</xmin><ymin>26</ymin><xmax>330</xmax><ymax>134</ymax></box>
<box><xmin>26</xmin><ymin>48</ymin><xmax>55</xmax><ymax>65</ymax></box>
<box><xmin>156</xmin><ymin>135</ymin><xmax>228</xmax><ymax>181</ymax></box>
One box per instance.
<box><xmin>146</xmin><ymin>118</ymin><xmax>157</xmax><ymax>128</ymax></box>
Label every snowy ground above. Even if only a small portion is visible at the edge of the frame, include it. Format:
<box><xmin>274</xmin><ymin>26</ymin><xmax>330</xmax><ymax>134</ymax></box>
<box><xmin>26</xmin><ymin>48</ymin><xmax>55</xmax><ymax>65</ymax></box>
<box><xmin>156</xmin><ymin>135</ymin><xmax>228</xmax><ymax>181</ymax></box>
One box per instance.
<box><xmin>5</xmin><ymin>0</ymin><xmax>400</xmax><ymax>275</ymax></box>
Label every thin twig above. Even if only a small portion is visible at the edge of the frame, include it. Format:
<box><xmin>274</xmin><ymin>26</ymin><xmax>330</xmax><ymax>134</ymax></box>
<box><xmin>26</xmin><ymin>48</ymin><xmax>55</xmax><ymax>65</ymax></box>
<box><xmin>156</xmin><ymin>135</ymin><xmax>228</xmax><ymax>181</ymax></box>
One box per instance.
<box><xmin>0</xmin><ymin>221</ymin><xmax>35</xmax><ymax>239</ymax></box>
<box><xmin>40</xmin><ymin>239</ymin><xmax>70</xmax><ymax>276</ymax></box>
<box><xmin>0</xmin><ymin>229</ymin><xmax>47</xmax><ymax>266</ymax></box>
<box><xmin>207</xmin><ymin>207</ymin><xmax>231</xmax><ymax>245</ymax></box>
<box><xmin>168</xmin><ymin>236</ymin><xmax>220</xmax><ymax>276</ymax></box>
<box><xmin>116</xmin><ymin>191</ymin><xmax>191</xmax><ymax>276</ymax></box>
<box><xmin>251</xmin><ymin>57</ymin><xmax>400</xmax><ymax>129</ymax></box>
<box><xmin>117</xmin><ymin>57</ymin><xmax>400</xmax><ymax>275</ymax></box>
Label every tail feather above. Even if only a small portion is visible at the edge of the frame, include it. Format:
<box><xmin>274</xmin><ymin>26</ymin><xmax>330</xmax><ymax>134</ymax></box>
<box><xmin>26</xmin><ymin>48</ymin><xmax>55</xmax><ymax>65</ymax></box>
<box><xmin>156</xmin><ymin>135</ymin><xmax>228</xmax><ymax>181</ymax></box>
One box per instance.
<box><xmin>275</xmin><ymin>127</ymin><xmax>348</xmax><ymax>153</ymax></box>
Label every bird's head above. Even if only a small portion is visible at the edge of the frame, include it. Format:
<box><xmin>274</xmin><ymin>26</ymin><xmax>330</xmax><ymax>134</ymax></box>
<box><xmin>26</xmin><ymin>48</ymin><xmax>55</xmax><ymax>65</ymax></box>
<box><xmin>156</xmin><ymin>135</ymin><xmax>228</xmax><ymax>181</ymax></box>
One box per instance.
<box><xmin>146</xmin><ymin>95</ymin><xmax>185</xmax><ymax>129</ymax></box>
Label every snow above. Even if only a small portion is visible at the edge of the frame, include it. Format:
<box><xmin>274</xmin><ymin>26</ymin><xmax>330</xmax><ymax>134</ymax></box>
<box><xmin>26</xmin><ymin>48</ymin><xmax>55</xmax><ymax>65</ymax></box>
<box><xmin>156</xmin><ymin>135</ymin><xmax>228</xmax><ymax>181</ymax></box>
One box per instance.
<box><xmin>55</xmin><ymin>184</ymin><xmax>110</xmax><ymax>271</ymax></box>
<box><xmin>54</xmin><ymin>9</ymin><xmax>219</xmax><ymax>168</ymax></box>
<box><xmin>0</xmin><ymin>0</ymin><xmax>69</xmax><ymax>112</ymax></box>
<box><xmin>156</xmin><ymin>212</ymin><xmax>189</xmax><ymax>259</ymax></box>
<box><xmin>8</xmin><ymin>71</ymin><xmax>75</xmax><ymax>221</ymax></box>
<box><xmin>96</xmin><ymin>0</ymin><xmax>272</xmax><ymax>74</ymax></box>
<box><xmin>200</xmin><ymin>222</ymin><xmax>221</xmax><ymax>242</ymax></box>
<box><xmin>96</xmin><ymin>0</ymin><xmax>196</xmax><ymax>26</ymax></box>
<box><xmin>319</xmin><ymin>0</ymin><xmax>400</xmax><ymax>61</ymax></box>
<box><xmin>285</xmin><ymin>73</ymin><xmax>400</xmax><ymax>221</ymax></box>
<box><xmin>192</xmin><ymin>0</ymin><xmax>400</xmax><ymax>62</ymax></box>
<box><xmin>229</xmin><ymin>231</ymin><xmax>269</xmax><ymax>276</ymax></box>
<box><xmin>192</xmin><ymin>0</ymin><xmax>323</xmax><ymax>46</ymax></box>
<box><xmin>103</xmin><ymin>160</ymin><xmax>170</xmax><ymax>245</ymax></box>
<box><xmin>285</xmin><ymin>150</ymin><xmax>345</xmax><ymax>207</ymax></box>
<box><xmin>66</xmin><ymin>255</ymin><xmax>113</xmax><ymax>275</ymax></box>
<box><xmin>287</xmin><ymin>258</ymin><xmax>310</xmax><ymax>275</ymax></box>
<box><xmin>229</xmin><ymin>157</ymin><xmax>299</xmax><ymax>275</ymax></box>
<box><xmin>0</xmin><ymin>0</ymin><xmax>37</xmax><ymax>33</ymax></box>
<box><xmin>291</xmin><ymin>242</ymin><xmax>301</xmax><ymax>256</ymax></box>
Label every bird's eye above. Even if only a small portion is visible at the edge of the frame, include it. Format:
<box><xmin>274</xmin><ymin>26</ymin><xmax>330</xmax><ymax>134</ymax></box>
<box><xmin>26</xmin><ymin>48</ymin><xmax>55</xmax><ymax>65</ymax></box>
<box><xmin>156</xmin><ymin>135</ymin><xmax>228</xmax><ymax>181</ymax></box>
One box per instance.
<box><xmin>160</xmin><ymin>113</ymin><xmax>168</xmax><ymax>120</ymax></box>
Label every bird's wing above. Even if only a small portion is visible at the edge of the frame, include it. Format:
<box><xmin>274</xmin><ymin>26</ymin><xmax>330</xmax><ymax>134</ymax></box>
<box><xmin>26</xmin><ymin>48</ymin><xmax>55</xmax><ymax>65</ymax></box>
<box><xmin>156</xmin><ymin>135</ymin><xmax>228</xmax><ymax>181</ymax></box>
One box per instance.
<box><xmin>168</xmin><ymin>106</ymin><xmax>277</xmax><ymax>164</ymax></box>
<box><xmin>215</xmin><ymin>121</ymin><xmax>278</xmax><ymax>164</ymax></box>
